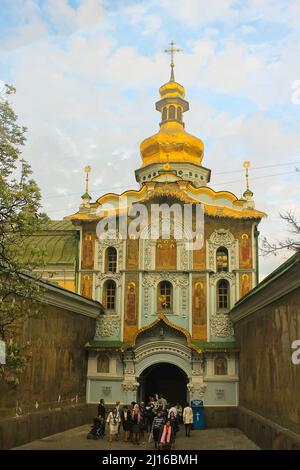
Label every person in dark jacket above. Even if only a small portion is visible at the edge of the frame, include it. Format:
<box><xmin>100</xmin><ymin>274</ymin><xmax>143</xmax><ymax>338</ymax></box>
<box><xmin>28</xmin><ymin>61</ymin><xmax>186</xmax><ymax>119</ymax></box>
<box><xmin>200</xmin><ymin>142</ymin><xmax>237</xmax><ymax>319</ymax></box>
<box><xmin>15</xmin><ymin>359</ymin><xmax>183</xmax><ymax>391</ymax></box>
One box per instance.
<box><xmin>97</xmin><ymin>399</ymin><xmax>106</xmax><ymax>436</ymax></box>
<box><xmin>121</xmin><ymin>405</ymin><xmax>132</xmax><ymax>442</ymax></box>
<box><xmin>169</xmin><ymin>410</ymin><xmax>179</xmax><ymax>449</ymax></box>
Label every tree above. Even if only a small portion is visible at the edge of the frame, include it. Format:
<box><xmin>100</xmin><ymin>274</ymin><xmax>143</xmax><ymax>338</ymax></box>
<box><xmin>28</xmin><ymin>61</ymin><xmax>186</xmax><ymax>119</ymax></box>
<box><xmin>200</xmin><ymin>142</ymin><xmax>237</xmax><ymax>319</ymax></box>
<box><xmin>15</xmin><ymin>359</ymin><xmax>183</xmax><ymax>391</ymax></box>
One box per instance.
<box><xmin>0</xmin><ymin>84</ymin><xmax>47</xmax><ymax>385</ymax></box>
<box><xmin>261</xmin><ymin>210</ymin><xmax>300</xmax><ymax>256</ymax></box>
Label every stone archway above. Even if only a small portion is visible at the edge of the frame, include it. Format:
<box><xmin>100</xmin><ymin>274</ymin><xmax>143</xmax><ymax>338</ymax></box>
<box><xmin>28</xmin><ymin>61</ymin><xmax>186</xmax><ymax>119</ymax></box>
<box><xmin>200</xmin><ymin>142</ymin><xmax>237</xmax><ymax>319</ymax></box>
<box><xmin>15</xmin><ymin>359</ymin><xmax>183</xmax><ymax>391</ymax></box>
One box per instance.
<box><xmin>138</xmin><ymin>362</ymin><xmax>188</xmax><ymax>405</ymax></box>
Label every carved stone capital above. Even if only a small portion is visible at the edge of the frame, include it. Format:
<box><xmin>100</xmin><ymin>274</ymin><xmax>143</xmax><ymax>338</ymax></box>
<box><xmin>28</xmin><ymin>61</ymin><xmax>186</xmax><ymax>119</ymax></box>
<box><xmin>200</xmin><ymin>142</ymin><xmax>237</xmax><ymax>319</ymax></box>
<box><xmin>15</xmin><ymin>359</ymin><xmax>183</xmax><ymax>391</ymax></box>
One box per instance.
<box><xmin>121</xmin><ymin>381</ymin><xmax>139</xmax><ymax>392</ymax></box>
<box><xmin>95</xmin><ymin>316</ymin><xmax>120</xmax><ymax>337</ymax></box>
<box><xmin>210</xmin><ymin>314</ymin><xmax>234</xmax><ymax>337</ymax></box>
<box><xmin>187</xmin><ymin>381</ymin><xmax>207</xmax><ymax>400</ymax></box>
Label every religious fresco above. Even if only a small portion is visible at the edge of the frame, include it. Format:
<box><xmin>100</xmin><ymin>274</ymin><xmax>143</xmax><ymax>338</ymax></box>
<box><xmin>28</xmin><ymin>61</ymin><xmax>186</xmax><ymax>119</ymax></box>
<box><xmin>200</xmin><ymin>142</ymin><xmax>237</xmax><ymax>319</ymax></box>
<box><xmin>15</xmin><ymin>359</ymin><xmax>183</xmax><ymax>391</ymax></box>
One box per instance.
<box><xmin>126</xmin><ymin>237</ymin><xmax>139</xmax><ymax>269</ymax></box>
<box><xmin>97</xmin><ymin>354</ymin><xmax>110</xmax><ymax>373</ymax></box>
<box><xmin>214</xmin><ymin>356</ymin><xmax>228</xmax><ymax>375</ymax></box>
<box><xmin>81</xmin><ymin>232</ymin><xmax>95</xmax><ymax>269</ymax></box>
<box><xmin>240</xmin><ymin>273</ymin><xmax>252</xmax><ymax>298</ymax></box>
<box><xmin>125</xmin><ymin>282</ymin><xmax>137</xmax><ymax>325</ymax></box>
<box><xmin>192</xmin><ymin>276</ymin><xmax>207</xmax><ymax>340</ymax></box>
<box><xmin>156</xmin><ymin>238</ymin><xmax>177</xmax><ymax>270</ymax></box>
<box><xmin>81</xmin><ymin>273</ymin><xmax>92</xmax><ymax>299</ymax></box>
<box><xmin>123</xmin><ymin>274</ymin><xmax>139</xmax><ymax>342</ymax></box>
<box><xmin>193</xmin><ymin>244</ymin><xmax>206</xmax><ymax>269</ymax></box>
<box><xmin>239</xmin><ymin>233</ymin><xmax>252</xmax><ymax>269</ymax></box>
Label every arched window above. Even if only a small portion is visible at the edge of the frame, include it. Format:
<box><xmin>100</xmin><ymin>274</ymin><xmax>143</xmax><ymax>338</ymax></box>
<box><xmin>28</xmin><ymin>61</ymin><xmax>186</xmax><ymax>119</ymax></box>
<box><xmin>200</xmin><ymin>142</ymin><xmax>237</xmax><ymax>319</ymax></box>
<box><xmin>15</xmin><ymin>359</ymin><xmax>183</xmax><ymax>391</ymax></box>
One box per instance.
<box><xmin>214</xmin><ymin>356</ymin><xmax>228</xmax><ymax>375</ymax></box>
<box><xmin>216</xmin><ymin>247</ymin><xmax>228</xmax><ymax>272</ymax></box>
<box><xmin>162</xmin><ymin>107</ymin><xmax>167</xmax><ymax>121</ymax></box>
<box><xmin>97</xmin><ymin>354</ymin><xmax>109</xmax><ymax>373</ymax></box>
<box><xmin>103</xmin><ymin>280</ymin><xmax>116</xmax><ymax>311</ymax></box>
<box><xmin>105</xmin><ymin>246</ymin><xmax>117</xmax><ymax>272</ymax></box>
<box><xmin>157</xmin><ymin>280</ymin><xmax>173</xmax><ymax>311</ymax></box>
<box><xmin>168</xmin><ymin>105</ymin><xmax>175</xmax><ymax>120</ymax></box>
<box><xmin>217</xmin><ymin>279</ymin><xmax>229</xmax><ymax>310</ymax></box>
<box><xmin>177</xmin><ymin>107</ymin><xmax>182</xmax><ymax>121</ymax></box>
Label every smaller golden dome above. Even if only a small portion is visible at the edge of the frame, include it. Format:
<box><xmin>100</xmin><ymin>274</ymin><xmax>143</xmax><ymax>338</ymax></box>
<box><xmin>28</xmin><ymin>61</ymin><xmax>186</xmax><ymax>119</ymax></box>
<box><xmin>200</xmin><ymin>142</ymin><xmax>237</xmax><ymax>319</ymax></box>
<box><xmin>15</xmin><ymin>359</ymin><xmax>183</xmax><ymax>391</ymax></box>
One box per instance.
<box><xmin>159</xmin><ymin>81</ymin><xmax>185</xmax><ymax>99</ymax></box>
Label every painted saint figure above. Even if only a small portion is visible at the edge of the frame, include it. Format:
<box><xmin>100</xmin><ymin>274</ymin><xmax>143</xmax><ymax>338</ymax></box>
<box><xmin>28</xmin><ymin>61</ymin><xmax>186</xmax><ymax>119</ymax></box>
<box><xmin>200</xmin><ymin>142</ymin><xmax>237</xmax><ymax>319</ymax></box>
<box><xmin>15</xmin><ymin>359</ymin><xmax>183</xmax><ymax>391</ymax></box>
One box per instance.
<box><xmin>81</xmin><ymin>274</ymin><xmax>92</xmax><ymax>299</ymax></box>
<box><xmin>240</xmin><ymin>233</ymin><xmax>251</xmax><ymax>268</ymax></box>
<box><xmin>82</xmin><ymin>233</ymin><xmax>94</xmax><ymax>269</ymax></box>
<box><xmin>193</xmin><ymin>281</ymin><xmax>205</xmax><ymax>325</ymax></box>
<box><xmin>241</xmin><ymin>273</ymin><xmax>251</xmax><ymax>298</ymax></box>
<box><xmin>126</xmin><ymin>282</ymin><xmax>136</xmax><ymax>325</ymax></box>
<box><xmin>156</xmin><ymin>238</ymin><xmax>176</xmax><ymax>270</ymax></box>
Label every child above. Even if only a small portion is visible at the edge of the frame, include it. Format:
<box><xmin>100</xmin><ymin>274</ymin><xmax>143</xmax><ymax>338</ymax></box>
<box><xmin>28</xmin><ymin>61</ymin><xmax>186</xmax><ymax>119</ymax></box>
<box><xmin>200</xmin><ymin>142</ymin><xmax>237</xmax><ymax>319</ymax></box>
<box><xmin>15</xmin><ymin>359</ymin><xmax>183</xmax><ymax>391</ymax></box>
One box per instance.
<box><xmin>160</xmin><ymin>419</ymin><xmax>174</xmax><ymax>450</ymax></box>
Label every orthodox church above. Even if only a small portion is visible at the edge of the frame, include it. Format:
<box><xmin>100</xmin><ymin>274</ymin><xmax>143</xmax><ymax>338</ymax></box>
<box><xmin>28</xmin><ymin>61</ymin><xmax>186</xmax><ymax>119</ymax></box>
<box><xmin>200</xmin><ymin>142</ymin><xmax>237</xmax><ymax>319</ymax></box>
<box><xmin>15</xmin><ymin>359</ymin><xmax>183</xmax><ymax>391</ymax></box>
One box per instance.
<box><xmin>34</xmin><ymin>50</ymin><xmax>266</xmax><ymax>407</ymax></box>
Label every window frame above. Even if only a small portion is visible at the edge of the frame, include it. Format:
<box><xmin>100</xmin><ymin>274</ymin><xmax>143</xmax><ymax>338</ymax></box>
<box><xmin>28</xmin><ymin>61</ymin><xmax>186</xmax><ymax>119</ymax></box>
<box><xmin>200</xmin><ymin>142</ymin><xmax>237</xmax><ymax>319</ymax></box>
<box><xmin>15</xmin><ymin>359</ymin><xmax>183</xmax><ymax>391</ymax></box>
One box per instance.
<box><xmin>103</xmin><ymin>279</ymin><xmax>117</xmax><ymax>312</ymax></box>
<box><xmin>217</xmin><ymin>279</ymin><xmax>230</xmax><ymax>312</ymax></box>
<box><xmin>157</xmin><ymin>280</ymin><xmax>173</xmax><ymax>313</ymax></box>
<box><xmin>216</xmin><ymin>246</ymin><xmax>229</xmax><ymax>272</ymax></box>
<box><xmin>105</xmin><ymin>246</ymin><xmax>117</xmax><ymax>273</ymax></box>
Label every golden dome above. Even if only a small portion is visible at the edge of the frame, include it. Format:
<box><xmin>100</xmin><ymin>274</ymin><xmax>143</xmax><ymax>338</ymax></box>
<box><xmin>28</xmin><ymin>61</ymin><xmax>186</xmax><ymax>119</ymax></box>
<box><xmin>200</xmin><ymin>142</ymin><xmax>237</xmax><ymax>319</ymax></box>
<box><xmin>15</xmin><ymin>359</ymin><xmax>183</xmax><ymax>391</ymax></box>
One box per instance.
<box><xmin>140</xmin><ymin>121</ymin><xmax>204</xmax><ymax>166</ymax></box>
<box><xmin>140</xmin><ymin>78</ymin><xmax>204</xmax><ymax>167</ymax></box>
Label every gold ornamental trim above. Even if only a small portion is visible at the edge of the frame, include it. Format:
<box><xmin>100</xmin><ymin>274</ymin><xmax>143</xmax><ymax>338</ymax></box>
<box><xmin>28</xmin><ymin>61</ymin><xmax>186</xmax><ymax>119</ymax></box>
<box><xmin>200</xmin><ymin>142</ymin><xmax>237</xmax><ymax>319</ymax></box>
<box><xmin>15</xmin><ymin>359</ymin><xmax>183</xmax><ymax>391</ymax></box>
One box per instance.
<box><xmin>125</xmin><ymin>312</ymin><xmax>201</xmax><ymax>353</ymax></box>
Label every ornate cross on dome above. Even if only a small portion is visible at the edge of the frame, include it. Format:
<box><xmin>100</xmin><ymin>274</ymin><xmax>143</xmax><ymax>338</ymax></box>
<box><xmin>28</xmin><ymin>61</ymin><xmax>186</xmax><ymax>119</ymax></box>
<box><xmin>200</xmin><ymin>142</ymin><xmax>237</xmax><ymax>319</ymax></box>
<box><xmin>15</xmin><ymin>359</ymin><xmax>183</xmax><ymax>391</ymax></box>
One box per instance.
<box><xmin>163</xmin><ymin>41</ymin><xmax>182</xmax><ymax>82</ymax></box>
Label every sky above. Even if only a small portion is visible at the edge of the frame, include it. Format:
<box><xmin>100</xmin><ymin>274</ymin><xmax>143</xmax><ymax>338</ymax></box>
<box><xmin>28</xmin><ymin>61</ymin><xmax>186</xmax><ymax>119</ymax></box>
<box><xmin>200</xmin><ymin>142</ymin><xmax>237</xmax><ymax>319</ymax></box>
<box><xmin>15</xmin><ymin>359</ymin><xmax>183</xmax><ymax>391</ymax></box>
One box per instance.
<box><xmin>1</xmin><ymin>0</ymin><xmax>300</xmax><ymax>280</ymax></box>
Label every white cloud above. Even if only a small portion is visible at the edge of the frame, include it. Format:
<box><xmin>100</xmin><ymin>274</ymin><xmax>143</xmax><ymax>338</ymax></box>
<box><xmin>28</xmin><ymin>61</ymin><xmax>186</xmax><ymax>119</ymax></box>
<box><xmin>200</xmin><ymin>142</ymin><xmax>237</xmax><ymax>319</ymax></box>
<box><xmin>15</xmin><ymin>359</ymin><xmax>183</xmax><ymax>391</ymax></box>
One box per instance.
<box><xmin>160</xmin><ymin>0</ymin><xmax>238</xmax><ymax>26</ymax></box>
<box><xmin>1</xmin><ymin>0</ymin><xmax>300</xmax><ymax>280</ymax></box>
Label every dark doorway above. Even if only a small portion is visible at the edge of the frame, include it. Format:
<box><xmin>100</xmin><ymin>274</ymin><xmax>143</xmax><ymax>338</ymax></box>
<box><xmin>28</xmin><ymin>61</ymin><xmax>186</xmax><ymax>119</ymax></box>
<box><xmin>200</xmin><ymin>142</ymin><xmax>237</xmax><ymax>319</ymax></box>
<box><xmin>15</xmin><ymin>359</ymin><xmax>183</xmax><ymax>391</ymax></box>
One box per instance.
<box><xmin>139</xmin><ymin>363</ymin><xmax>187</xmax><ymax>405</ymax></box>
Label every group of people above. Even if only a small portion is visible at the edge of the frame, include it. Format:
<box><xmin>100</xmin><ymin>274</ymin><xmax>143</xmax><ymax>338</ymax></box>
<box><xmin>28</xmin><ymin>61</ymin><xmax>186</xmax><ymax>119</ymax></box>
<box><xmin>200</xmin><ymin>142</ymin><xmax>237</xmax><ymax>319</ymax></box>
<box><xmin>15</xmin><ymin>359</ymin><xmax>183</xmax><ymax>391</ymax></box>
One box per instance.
<box><xmin>97</xmin><ymin>395</ymin><xmax>194</xmax><ymax>449</ymax></box>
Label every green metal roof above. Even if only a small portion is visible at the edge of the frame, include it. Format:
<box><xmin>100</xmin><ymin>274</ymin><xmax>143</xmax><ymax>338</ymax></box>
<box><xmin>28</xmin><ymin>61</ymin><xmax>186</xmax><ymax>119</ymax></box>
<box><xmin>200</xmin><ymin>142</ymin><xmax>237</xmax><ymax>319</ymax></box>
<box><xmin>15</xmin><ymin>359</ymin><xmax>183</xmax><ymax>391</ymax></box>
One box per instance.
<box><xmin>23</xmin><ymin>220</ymin><xmax>78</xmax><ymax>265</ymax></box>
<box><xmin>192</xmin><ymin>340</ymin><xmax>239</xmax><ymax>351</ymax></box>
<box><xmin>232</xmin><ymin>251</ymin><xmax>300</xmax><ymax>311</ymax></box>
<box><xmin>86</xmin><ymin>340</ymin><xmax>130</xmax><ymax>350</ymax></box>
<box><xmin>86</xmin><ymin>339</ymin><xmax>238</xmax><ymax>352</ymax></box>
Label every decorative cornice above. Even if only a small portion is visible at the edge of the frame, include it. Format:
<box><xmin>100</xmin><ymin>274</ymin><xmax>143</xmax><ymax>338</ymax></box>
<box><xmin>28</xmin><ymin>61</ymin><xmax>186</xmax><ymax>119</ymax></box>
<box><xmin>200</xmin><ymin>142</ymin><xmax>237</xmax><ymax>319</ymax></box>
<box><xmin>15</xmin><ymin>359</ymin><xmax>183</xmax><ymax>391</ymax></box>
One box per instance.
<box><xmin>41</xmin><ymin>287</ymin><xmax>101</xmax><ymax>318</ymax></box>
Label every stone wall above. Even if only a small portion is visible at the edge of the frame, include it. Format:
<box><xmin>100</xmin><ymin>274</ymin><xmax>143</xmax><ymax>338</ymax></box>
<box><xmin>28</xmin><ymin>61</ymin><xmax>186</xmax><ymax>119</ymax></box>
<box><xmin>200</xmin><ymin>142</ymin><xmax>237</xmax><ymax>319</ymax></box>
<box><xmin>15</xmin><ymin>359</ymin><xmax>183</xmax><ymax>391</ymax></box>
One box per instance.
<box><xmin>234</xmin><ymin>288</ymin><xmax>300</xmax><ymax>435</ymax></box>
<box><xmin>0</xmin><ymin>304</ymin><xmax>96</xmax><ymax>414</ymax></box>
<box><xmin>0</xmin><ymin>283</ymin><xmax>100</xmax><ymax>449</ymax></box>
<box><xmin>0</xmin><ymin>403</ymin><xmax>96</xmax><ymax>450</ymax></box>
<box><xmin>237</xmin><ymin>406</ymin><xmax>300</xmax><ymax>450</ymax></box>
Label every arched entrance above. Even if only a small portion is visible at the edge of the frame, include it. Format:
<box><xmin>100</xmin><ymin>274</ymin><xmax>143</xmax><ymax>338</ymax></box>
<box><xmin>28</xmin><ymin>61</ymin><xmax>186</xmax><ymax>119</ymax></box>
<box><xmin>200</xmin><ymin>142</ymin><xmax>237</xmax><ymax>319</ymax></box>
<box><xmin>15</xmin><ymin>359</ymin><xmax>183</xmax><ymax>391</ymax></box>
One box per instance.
<box><xmin>138</xmin><ymin>363</ymin><xmax>188</xmax><ymax>405</ymax></box>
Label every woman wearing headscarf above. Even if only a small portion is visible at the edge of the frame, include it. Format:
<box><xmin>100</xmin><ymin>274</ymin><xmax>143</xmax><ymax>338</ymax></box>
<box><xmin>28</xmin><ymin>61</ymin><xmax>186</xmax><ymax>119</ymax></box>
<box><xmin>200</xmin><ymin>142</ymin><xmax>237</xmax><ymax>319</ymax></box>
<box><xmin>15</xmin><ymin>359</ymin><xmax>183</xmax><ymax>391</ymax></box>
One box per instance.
<box><xmin>131</xmin><ymin>403</ymin><xmax>141</xmax><ymax>445</ymax></box>
<box><xmin>106</xmin><ymin>407</ymin><xmax>121</xmax><ymax>443</ymax></box>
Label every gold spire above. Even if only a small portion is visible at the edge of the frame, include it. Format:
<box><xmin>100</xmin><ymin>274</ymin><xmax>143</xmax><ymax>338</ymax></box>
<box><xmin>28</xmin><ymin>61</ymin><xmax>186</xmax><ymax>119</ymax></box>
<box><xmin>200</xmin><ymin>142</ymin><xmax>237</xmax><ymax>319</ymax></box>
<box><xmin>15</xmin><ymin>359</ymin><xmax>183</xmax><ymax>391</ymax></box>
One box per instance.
<box><xmin>163</xmin><ymin>41</ymin><xmax>182</xmax><ymax>82</ymax></box>
<box><xmin>81</xmin><ymin>165</ymin><xmax>92</xmax><ymax>202</ymax></box>
<box><xmin>243</xmin><ymin>161</ymin><xmax>253</xmax><ymax>197</ymax></box>
<box><xmin>85</xmin><ymin>165</ymin><xmax>91</xmax><ymax>193</ymax></box>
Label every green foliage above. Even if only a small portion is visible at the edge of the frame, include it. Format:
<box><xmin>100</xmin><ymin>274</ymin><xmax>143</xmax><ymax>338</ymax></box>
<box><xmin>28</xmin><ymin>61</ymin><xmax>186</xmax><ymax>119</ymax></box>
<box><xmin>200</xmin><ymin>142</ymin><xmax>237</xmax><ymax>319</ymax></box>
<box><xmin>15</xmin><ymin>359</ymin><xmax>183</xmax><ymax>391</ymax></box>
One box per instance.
<box><xmin>0</xmin><ymin>84</ymin><xmax>48</xmax><ymax>385</ymax></box>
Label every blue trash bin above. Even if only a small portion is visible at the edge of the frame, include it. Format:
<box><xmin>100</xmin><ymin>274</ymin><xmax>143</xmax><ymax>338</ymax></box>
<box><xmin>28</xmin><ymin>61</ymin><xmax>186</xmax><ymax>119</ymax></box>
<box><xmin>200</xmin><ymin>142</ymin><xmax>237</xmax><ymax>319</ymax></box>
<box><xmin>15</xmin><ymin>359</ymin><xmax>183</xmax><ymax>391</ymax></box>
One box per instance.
<box><xmin>191</xmin><ymin>399</ymin><xmax>204</xmax><ymax>430</ymax></box>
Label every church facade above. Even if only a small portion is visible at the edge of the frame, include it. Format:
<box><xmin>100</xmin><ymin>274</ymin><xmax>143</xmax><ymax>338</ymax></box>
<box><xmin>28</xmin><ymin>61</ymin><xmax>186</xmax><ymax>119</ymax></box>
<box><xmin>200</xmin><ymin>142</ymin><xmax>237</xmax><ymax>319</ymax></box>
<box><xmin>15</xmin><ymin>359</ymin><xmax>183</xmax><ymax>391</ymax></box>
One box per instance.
<box><xmin>58</xmin><ymin>66</ymin><xmax>266</xmax><ymax>407</ymax></box>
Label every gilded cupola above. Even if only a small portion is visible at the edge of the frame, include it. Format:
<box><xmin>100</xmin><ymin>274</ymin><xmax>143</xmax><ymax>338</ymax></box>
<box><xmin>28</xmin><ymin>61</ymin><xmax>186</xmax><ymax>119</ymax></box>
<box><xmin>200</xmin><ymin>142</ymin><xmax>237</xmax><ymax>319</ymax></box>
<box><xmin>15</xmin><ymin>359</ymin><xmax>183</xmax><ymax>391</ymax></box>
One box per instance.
<box><xmin>136</xmin><ymin>42</ymin><xmax>210</xmax><ymax>188</ymax></box>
